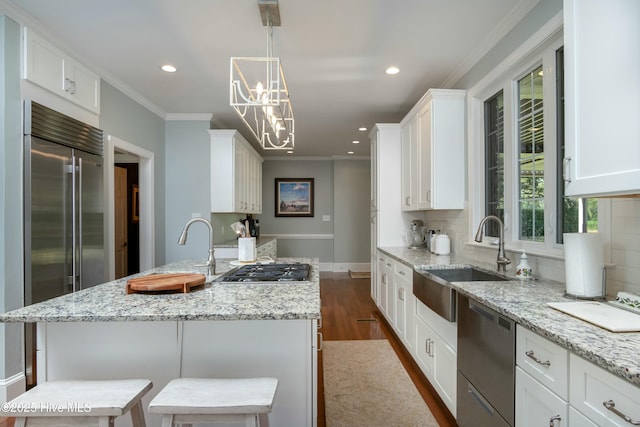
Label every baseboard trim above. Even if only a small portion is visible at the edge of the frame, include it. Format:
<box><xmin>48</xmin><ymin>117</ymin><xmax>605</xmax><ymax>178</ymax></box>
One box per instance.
<box><xmin>332</xmin><ymin>263</ymin><xmax>371</xmax><ymax>273</ymax></box>
<box><xmin>0</xmin><ymin>372</ymin><xmax>26</xmax><ymax>403</ymax></box>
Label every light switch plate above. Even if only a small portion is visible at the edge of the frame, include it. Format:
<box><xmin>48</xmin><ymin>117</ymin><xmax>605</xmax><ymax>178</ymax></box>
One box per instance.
<box><xmin>322</xmin><ymin>215</ymin><xmax>331</xmax><ymax>222</ymax></box>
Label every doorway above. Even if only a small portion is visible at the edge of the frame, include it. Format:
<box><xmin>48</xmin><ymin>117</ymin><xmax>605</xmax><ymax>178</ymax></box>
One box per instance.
<box><xmin>105</xmin><ymin>135</ymin><xmax>155</xmax><ymax>281</ymax></box>
<box><xmin>114</xmin><ymin>162</ymin><xmax>140</xmax><ymax>278</ymax></box>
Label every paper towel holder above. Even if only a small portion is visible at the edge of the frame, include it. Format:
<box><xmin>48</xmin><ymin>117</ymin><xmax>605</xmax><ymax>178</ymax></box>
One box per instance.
<box><xmin>564</xmin><ymin>267</ymin><xmax>607</xmax><ymax>301</ymax></box>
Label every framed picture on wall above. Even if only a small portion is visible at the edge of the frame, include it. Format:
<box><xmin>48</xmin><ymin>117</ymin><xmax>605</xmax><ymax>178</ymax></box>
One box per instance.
<box><xmin>275</xmin><ymin>178</ymin><xmax>314</xmax><ymax>217</ymax></box>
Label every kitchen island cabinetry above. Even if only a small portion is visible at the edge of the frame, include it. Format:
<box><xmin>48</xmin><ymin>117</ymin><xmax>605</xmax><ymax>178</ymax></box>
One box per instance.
<box><xmin>400</xmin><ymin>89</ymin><xmax>465</xmax><ymax>210</ymax></box>
<box><xmin>210</xmin><ymin>129</ymin><xmax>263</xmax><ymax>214</ymax></box>
<box><xmin>23</xmin><ymin>28</ymin><xmax>100</xmax><ymax>113</ymax></box>
<box><xmin>0</xmin><ymin>258</ymin><xmax>320</xmax><ymax>427</ymax></box>
<box><xmin>563</xmin><ymin>0</ymin><xmax>640</xmax><ymax>197</ymax></box>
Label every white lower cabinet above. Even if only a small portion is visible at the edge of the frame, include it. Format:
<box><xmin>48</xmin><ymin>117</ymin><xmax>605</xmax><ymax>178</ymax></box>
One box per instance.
<box><xmin>517</xmin><ymin>326</ymin><xmax>640</xmax><ymax>427</ymax></box>
<box><xmin>569</xmin><ymin>353</ymin><xmax>640</xmax><ymax>426</ymax></box>
<box><xmin>393</xmin><ymin>261</ymin><xmax>414</xmax><ymax>353</ymax></box>
<box><xmin>516</xmin><ymin>367</ymin><xmax>568</xmax><ymax>427</ymax></box>
<box><xmin>414</xmin><ymin>300</ymin><xmax>457</xmax><ymax>417</ymax></box>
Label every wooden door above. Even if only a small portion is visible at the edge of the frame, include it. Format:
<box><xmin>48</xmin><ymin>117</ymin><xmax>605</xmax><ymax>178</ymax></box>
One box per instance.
<box><xmin>114</xmin><ymin>166</ymin><xmax>128</xmax><ymax>279</ymax></box>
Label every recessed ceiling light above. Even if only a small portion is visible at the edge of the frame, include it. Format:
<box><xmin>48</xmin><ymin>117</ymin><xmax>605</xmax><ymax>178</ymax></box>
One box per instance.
<box><xmin>352</xmin><ymin>140</ymin><xmax>360</xmax><ymax>144</ymax></box>
<box><xmin>348</xmin><ymin>151</ymin><xmax>354</xmax><ymax>154</ymax></box>
<box><xmin>161</xmin><ymin>64</ymin><xmax>177</xmax><ymax>73</ymax></box>
<box><xmin>286</xmin><ymin>150</ymin><xmax>293</xmax><ymax>154</ymax></box>
<box><xmin>385</xmin><ymin>66</ymin><xmax>400</xmax><ymax>75</ymax></box>
<box><xmin>358</xmin><ymin>127</ymin><xmax>367</xmax><ymax>132</ymax></box>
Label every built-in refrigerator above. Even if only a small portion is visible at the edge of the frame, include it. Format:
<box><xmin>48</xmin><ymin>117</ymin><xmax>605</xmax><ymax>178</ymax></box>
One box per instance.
<box><xmin>23</xmin><ymin>101</ymin><xmax>105</xmax><ymax>387</ymax></box>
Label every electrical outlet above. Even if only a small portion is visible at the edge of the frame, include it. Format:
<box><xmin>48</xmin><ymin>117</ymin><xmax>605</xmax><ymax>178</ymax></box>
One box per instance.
<box><xmin>191</xmin><ymin>213</ymin><xmax>201</xmax><ymax>218</ymax></box>
<box><xmin>322</xmin><ymin>215</ymin><xmax>331</xmax><ymax>222</ymax></box>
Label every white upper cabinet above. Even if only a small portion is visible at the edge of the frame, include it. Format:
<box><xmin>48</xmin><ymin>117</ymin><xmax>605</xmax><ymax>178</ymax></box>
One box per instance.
<box><xmin>210</xmin><ymin>130</ymin><xmax>263</xmax><ymax>214</ymax></box>
<box><xmin>23</xmin><ymin>28</ymin><xmax>100</xmax><ymax>114</ymax></box>
<box><xmin>400</xmin><ymin>89</ymin><xmax>466</xmax><ymax>210</ymax></box>
<box><xmin>563</xmin><ymin>0</ymin><xmax>640</xmax><ymax>197</ymax></box>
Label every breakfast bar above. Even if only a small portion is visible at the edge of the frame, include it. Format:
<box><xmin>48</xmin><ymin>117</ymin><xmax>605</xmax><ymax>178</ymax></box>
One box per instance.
<box><xmin>0</xmin><ymin>258</ymin><xmax>321</xmax><ymax>427</ymax></box>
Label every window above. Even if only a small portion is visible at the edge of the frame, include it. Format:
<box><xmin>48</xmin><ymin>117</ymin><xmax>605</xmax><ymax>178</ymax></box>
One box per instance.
<box><xmin>474</xmin><ymin>34</ymin><xmax>598</xmax><ymax>256</ymax></box>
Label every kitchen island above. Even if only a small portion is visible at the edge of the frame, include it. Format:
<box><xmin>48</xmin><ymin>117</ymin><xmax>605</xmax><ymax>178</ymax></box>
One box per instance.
<box><xmin>0</xmin><ymin>257</ymin><xmax>321</xmax><ymax>427</ymax></box>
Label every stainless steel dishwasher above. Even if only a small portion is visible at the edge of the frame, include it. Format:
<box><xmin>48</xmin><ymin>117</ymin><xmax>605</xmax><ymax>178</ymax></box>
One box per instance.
<box><xmin>457</xmin><ymin>293</ymin><xmax>515</xmax><ymax>427</ymax></box>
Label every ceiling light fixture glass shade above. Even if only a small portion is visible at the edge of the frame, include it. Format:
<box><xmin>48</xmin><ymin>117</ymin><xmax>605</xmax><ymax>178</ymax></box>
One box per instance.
<box><xmin>230</xmin><ymin>1</ymin><xmax>294</xmax><ymax>150</ymax></box>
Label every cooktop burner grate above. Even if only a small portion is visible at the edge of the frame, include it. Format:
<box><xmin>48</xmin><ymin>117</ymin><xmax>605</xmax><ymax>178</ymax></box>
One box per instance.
<box><xmin>215</xmin><ymin>263</ymin><xmax>311</xmax><ymax>283</ymax></box>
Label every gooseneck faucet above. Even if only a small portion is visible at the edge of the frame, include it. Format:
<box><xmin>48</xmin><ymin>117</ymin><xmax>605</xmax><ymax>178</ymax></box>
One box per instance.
<box><xmin>178</xmin><ymin>218</ymin><xmax>216</xmax><ymax>274</ymax></box>
<box><xmin>474</xmin><ymin>215</ymin><xmax>510</xmax><ymax>272</ymax></box>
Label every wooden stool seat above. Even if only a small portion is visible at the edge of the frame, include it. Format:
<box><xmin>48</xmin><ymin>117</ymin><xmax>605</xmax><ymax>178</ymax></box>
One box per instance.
<box><xmin>5</xmin><ymin>379</ymin><xmax>152</xmax><ymax>427</ymax></box>
<box><xmin>148</xmin><ymin>378</ymin><xmax>278</xmax><ymax>427</ymax></box>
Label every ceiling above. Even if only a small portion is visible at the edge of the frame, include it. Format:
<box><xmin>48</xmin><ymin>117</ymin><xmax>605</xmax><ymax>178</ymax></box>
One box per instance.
<box><xmin>2</xmin><ymin>0</ymin><xmax>537</xmax><ymax>157</ymax></box>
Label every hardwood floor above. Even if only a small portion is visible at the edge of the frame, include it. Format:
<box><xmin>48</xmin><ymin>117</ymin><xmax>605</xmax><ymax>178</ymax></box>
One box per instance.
<box><xmin>319</xmin><ymin>271</ymin><xmax>457</xmax><ymax>427</ymax></box>
<box><xmin>0</xmin><ymin>272</ymin><xmax>456</xmax><ymax>427</ymax></box>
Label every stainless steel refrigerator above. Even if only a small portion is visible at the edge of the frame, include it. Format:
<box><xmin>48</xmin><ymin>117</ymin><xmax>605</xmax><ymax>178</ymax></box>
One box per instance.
<box><xmin>23</xmin><ymin>101</ymin><xmax>105</xmax><ymax>387</ymax></box>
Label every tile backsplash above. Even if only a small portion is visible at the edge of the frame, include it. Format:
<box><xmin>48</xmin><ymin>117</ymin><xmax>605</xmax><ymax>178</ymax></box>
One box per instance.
<box><xmin>421</xmin><ymin>198</ymin><xmax>640</xmax><ymax>298</ymax></box>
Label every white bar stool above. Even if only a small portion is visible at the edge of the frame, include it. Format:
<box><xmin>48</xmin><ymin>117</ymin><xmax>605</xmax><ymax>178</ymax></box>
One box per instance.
<box><xmin>4</xmin><ymin>379</ymin><xmax>152</xmax><ymax>427</ymax></box>
<box><xmin>148</xmin><ymin>378</ymin><xmax>278</xmax><ymax>427</ymax></box>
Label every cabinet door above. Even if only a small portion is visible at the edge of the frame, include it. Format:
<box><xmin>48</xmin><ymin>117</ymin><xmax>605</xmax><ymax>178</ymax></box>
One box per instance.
<box><xmin>564</xmin><ymin>0</ymin><xmax>640</xmax><ymax>197</ymax></box>
<box><xmin>65</xmin><ymin>59</ymin><xmax>100</xmax><ymax>113</ymax></box>
<box><xmin>416</xmin><ymin>102</ymin><xmax>433</xmax><ymax>209</ymax></box>
<box><xmin>415</xmin><ymin>318</ymin><xmax>435</xmax><ymax>379</ymax></box>
<box><xmin>431</xmin><ymin>331</ymin><xmax>457</xmax><ymax>416</ymax></box>
<box><xmin>401</xmin><ymin>116</ymin><xmax>417</xmax><ymax>211</ymax></box>
<box><xmin>24</xmin><ymin>29</ymin><xmax>65</xmax><ymax>95</ymax></box>
<box><xmin>516</xmin><ymin>367</ymin><xmax>568</xmax><ymax>427</ymax></box>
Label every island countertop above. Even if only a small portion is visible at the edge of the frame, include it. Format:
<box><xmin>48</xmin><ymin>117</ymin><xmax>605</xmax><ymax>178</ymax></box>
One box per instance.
<box><xmin>0</xmin><ymin>257</ymin><xmax>320</xmax><ymax>323</ymax></box>
<box><xmin>379</xmin><ymin>246</ymin><xmax>640</xmax><ymax>387</ymax></box>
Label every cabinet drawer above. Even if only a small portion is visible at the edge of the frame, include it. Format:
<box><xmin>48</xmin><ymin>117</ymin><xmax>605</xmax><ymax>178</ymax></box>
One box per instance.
<box><xmin>394</xmin><ymin>261</ymin><xmax>412</xmax><ymax>278</ymax></box>
<box><xmin>516</xmin><ymin>325</ymin><xmax>569</xmax><ymax>400</ymax></box>
<box><xmin>415</xmin><ymin>299</ymin><xmax>457</xmax><ymax>350</ymax></box>
<box><xmin>570</xmin><ymin>353</ymin><xmax>640</xmax><ymax>426</ymax></box>
<box><xmin>569</xmin><ymin>407</ymin><xmax>598</xmax><ymax>427</ymax></box>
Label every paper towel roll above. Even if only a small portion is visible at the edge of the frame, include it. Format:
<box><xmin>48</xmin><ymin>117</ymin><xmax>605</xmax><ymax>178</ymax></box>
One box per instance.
<box><xmin>563</xmin><ymin>233</ymin><xmax>604</xmax><ymax>298</ymax></box>
<box><xmin>238</xmin><ymin>237</ymin><xmax>257</xmax><ymax>262</ymax></box>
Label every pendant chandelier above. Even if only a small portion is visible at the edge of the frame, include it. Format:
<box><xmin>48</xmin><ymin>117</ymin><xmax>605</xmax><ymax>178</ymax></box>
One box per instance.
<box><xmin>230</xmin><ymin>0</ymin><xmax>295</xmax><ymax>150</ymax></box>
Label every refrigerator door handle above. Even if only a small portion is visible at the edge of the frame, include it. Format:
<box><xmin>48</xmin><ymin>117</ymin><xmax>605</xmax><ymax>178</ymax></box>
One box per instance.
<box><xmin>72</xmin><ymin>153</ymin><xmax>79</xmax><ymax>293</ymax></box>
<box><xmin>77</xmin><ymin>155</ymin><xmax>83</xmax><ymax>291</ymax></box>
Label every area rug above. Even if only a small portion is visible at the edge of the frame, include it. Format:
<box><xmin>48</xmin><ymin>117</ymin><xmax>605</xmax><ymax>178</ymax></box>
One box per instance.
<box><xmin>348</xmin><ymin>270</ymin><xmax>371</xmax><ymax>279</ymax></box>
<box><xmin>323</xmin><ymin>339</ymin><xmax>439</xmax><ymax>427</ymax></box>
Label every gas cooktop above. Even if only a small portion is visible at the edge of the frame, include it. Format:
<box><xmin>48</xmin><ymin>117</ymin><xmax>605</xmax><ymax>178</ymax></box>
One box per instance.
<box><xmin>214</xmin><ymin>263</ymin><xmax>311</xmax><ymax>283</ymax></box>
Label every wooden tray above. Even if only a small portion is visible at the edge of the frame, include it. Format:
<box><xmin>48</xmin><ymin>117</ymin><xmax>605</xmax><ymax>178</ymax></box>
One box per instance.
<box><xmin>126</xmin><ymin>273</ymin><xmax>206</xmax><ymax>294</ymax></box>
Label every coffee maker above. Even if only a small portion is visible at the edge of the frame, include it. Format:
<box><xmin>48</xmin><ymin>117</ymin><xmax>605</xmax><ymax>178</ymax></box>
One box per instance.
<box><xmin>407</xmin><ymin>220</ymin><xmax>426</xmax><ymax>249</ymax></box>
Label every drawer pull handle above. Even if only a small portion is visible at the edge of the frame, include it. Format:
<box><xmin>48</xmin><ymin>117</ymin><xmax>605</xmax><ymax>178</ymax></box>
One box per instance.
<box><xmin>603</xmin><ymin>400</ymin><xmax>640</xmax><ymax>425</ymax></box>
<box><xmin>549</xmin><ymin>415</ymin><xmax>561</xmax><ymax>427</ymax></box>
<box><xmin>525</xmin><ymin>350</ymin><xmax>551</xmax><ymax>367</ymax></box>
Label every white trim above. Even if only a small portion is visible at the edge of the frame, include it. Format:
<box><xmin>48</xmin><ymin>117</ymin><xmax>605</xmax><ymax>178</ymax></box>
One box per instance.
<box><xmin>332</xmin><ymin>263</ymin><xmax>371</xmax><ymax>273</ymax></box>
<box><xmin>467</xmin><ymin>12</ymin><xmax>563</xmax><ymax>246</ymax></box>
<box><xmin>105</xmin><ymin>135</ymin><xmax>156</xmax><ymax>280</ymax></box>
<box><xmin>0</xmin><ymin>372</ymin><xmax>26</xmax><ymax>403</ymax></box>
<box><xmin>260</xmin><ymin>234</ymin><xmax>334</xmax><ymax>240</ymax></box>
<box><xmin>263</xmin><ymin>156</ymin><xmax>334</xmax><ymax>161</ymax></box>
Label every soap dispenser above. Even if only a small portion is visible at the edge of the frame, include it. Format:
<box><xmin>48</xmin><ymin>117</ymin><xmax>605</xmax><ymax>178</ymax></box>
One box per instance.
<box><xmin>516</xmin><ymin>250</ymin><xmax>532</xmax><ymax>279</ymax></box>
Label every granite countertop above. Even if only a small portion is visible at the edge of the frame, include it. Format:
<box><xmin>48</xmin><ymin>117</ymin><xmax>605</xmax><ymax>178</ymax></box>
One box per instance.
<box><xmin>215</xmin><ymin>235</ymin><xmax>277</xmax><ymax>248</ymax></box>
<box><xmin>379</xmin><ymin>246</ymin><xmax>640</xmax><ymax>387</ymax></box>
<box><xmin>0</xmin><ymin>257</ymin><xmax>320</xmax><ymax>323</ymax></box>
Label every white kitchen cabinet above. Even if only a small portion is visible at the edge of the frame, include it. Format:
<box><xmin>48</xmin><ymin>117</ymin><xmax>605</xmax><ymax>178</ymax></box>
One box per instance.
<box><xmin>210</xmin><ymin>130</ymin><xmax>263</xmax><ymax>214</ymax></box>
<box><xmin>399</xmin><ymin>89</ymin><xmax>465</xmax><ymax>210</ymax></box>
<box><xmin>516</xmin><ymin>367</ymin><xmax>568</xmax><ymax>427</ymax></box>
<box><xmin>377</xmin><ymin>252</ymin><xmax>392</xmax><ymax>320</ymax></box>
<box><xmin>568</xmin><ymin>407</ymin><xmax>598</xmax><ymax>427</ymax></box>
<box><xmin>370</xmin><ymin>124</ymin><xmax>407</xmax><ymax>302</ymax></box>
<box><xmin>414</xmin><ymin>299</ymin><xmax>457</xmax><ymax>416</ymax></box>
<box><xmin>563</xmin><ymin>0</ymin><xmax>640</xmax><ymax>197</ymax></box>
<box><xmin>569</xmin><ymin>353</ymin><xmax>640</xmax><ymax>426</ymax></box>
<box><xmin>23</xmin><ymin>28</ymin><xmax>100</xmax><ymax>114</ymax></box>
<box><xmin>393</xmin><ymin>261</ymin><xmax>414</xmax><ymax>353</ymax></box>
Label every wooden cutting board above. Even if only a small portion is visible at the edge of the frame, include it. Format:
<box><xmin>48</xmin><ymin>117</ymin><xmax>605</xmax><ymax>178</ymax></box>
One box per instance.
<box><xmin>126</xmin><ymin>273</ymin><xmax>206</xmax><ymax>294</ymax></box>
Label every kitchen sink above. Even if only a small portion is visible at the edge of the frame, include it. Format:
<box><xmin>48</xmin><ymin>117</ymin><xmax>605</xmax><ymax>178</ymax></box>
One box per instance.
<box><xmin>413</xmin><ymin>267</ymin><xmax>508</xmax><ymax>322</ymax></box>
